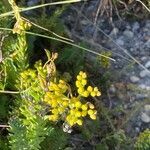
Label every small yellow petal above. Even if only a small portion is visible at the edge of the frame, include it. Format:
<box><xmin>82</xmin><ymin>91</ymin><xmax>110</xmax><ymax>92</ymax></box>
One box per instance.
<box><xmin>81</xmin><ymin>79</ymin><xmax>87</xmax><ymax>86</ymax></box>
<box><xmin>81</xmin><ymin>104</ymin><xmax>88</xmax><ymax>111</ymax></box>
<box><xmin>96</xmin><ymin>91</ymin><xmax>101</xmax><ymax>96</ymax></box>
<box><xmin>88</xmin><ymin>109</ymin><xmax>94</xmax><ymax>115</ymax></box>
<box><xmin>82</xmin><ymin>91</ymin><xmax>89</xmax><ymax>97</ymax></box>
<box><xmin>78</xmin><ymin>88</ymin><xmax>84</xmax><ymax>94</ymax></box>
<box><xmin>75</xmin><ymin>111</ymin><xmax>82</xmax><ymax>117</ymax></box>
<box><xmin>77</xmin><ymin>75</ymin><xmax>82</xmax><ymax>80</ymax></box>
<box><xmin>90</xmin><ymin>114</ymin><xmax>96</xmax><ymax>120</ymax></box>
<box><xmin>81</xmin><ymin>72</ymin><xmax>87</xmax><ymax>79</ymax></box>
<box><xmin>93</xmin><ymin>87</ymin><xmax>99</xmax><ymax>92</ymax></box>
<box><xmin>88</xmin><ymin>103</ymin><xmax>95</xmax><ymax>109</ymax></box>
<box><xmin>75</xmin><ymin>101</ymin><xmax>82</xmax><ymax>108</ymax></box>
<box><xmin>87</xmin><ymin>86</ymin><xmax>93</xmax><ymax>92</ymax></box>
<box><xmin>79</xmin><ymin>71</ymin><xmax>84</xmax><ymax>76</ymax></box>
<box><xmin>91</xmin><ymin>91</ymin><xmax>96</xmax><ymax>97</ymax></box>
<box><xmin>76</xmin><ymin>81</ymin><xmax>81</xmax><ymax>87</ymax></box>
<box><xmin>76</xmin><ymin>119</ymin><xmax>83</xmax><ymax>126</ymax></box>
<box><xmin>81</xmin><ymin>111</ymin><xmax>87</xmax><ymax>117</ymax></box>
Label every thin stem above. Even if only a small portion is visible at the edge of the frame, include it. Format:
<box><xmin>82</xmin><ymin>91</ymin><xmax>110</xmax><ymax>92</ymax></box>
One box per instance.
<box><xmin>0</xmin><ymin>90</ymin><xmax>20</xmax><ymax>94</ymax></box>
<box><xmin>136</xmin><ymin>0</ymin><xmax>150</xmax><ymax>13</ymax></box>
<box><xmin>22</xmin><ymin>17</ymin><xmax>74</xmax><ymax>42</ymax></box>
<box><xmin>0</xmin><ymin>27</ymin><xmax>116</xmax><ymax>61</ymax></box>
<box><xmin>0</xmin><ymin>124</ymin><xmax>10</xmax><ymax>128</ymax></box>
<box><xmin>0</xmin><ymin>0</ymin><xmax>86</xmax><ymax>18</ymax></box>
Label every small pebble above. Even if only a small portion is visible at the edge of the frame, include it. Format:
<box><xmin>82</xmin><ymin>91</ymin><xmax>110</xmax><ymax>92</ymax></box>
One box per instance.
<box><xmin>145</xmin><ymin>61</ymin><xmax>150</xmax><ymax>68</ymax></box>
<box><xmin>116</xmin><ymin>38</ymin><xmax>124</xmax><ymax>46</ymax></box>
<box><xmin>144</xmin><ymin>105</ymin><xmax>150</xmax><ymax>114</ymax></box>
<box><xmin>110</xmin><ymin>28</ymin><xmax>119</xmax><ymax>36</ymax></box>
<box><xmin>123</xmin><ymin>30</ymin><xmax>134</xmax><ymax>39</ymax></box>
<box><xmin>132</xmin><ymin>22</ymin><xmax>140</xmax><ymax>32</ymax></box>
<box><xmin>141</xmin><ymin>112</ymin><xmax>150</xmax><ymax>123</ymax></box>
<box><xmin>139</xmin><ymin>70</ymin><xmax>150</xmax><ymax>78</ymax></box>
<box><xmin>130</xmin><ymin>76</ymin><xmax>140</xmax><ymax>83</ymax></box>
<box><xmin>109</xmin><ymin>84</ymin><xmax>116</xmax><ymax>93</ymax></box>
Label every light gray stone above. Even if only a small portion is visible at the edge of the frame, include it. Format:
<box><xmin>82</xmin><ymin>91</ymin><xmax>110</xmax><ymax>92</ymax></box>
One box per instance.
<box><xmin>110</xmin><ymin>28</ymin><xmax>119</xmax><ymax>36</ymax></box>
<box><xmin>109</xmin><ymin>84</ymin><xmax>116</xmax><ymax>93</ymax></box>
<box><xmin>116</xmin><ymin>38</ymin><xmax>124</xmax><ymax>46</ymax></box>
<box><xmin>140</xmin><ymin>70</ymin><xmax>150</xmax><ymax>78</ymax></box>
<box><xmin>132</xmin><ymin>22</ymin><xmax>140</xmax><ymax>31</ymax></box>
<box><xmin>144</xmin><ymin>105</ymin><xmax>150</xmax><ymax>114</ymax></box>
<box><xmin>130</xmin><ymin>76</ymin><xmax>140</xmax><ymax>83</ymax></box>
<box><xmin>123</xmin><ymin>30</ymin><xmax>134</xmax><ymax>39</ymax></box>
<box><xmin>145</xmin><ymin>39</ymin><xmax>150</xmax><ymax>48</ymax></box>
<box><xmin>145</xmin><ymin>61</ymin><xmax>150</xmax><ymax>68</ymax></box>
<box><xmin>141</xmin><ymin>112</ymin><xmax>150</xmax><ymax>123</ymax></box>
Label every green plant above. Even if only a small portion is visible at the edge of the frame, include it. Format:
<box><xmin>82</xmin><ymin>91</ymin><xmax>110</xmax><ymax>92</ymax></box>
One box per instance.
<box><xmin>134</xmin><ymin>129</ymin><xmax>150</xmax><ymax>150</ymax></box>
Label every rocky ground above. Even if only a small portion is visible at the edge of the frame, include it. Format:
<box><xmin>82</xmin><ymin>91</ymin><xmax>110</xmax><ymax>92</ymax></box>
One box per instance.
<box><xmin>62</xmin><ymin>0</ymin><xmax>150</xmax><ymax>139</ymax></box>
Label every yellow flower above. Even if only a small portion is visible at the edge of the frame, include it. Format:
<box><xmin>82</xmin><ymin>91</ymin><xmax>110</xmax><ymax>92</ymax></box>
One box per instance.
<box><xmin>77</xmin><ymin>75</ymin><xmax>82</xmax><ymax>80</ymax></box>
<box><xmin>96</xmin><ymin>91</ymin><xmax>101</xmax><ymax>96</ymax></box>
<box><xmin>52</xmin><ymin>109</ymin><xmax>59</xmax><ymax>114</ymax></box>
<box><xmin>62</xmin><ymin>101</ymin><xmax>68</xmax><ymax>107</ymax></box>
<box><xmin>90</xmin><ymin>114</ymin><xmax>96</xmax><ymax>120</ymax></box>
<box><xmin>81</xmin><ymin>111</ymin><xmax>88</xmax><ymax>117</ymax></box>
<box><xmin>76</xmin><ymin>119</ymin><xmax>83</xmax><ymax>126</ymax></box>
<box><xmin>76</xmin><ymin>81</ymin><xmax>81</xmax><ymax>88</ymax></box>
<box><xmin>91</xmin><ymin>91</ymin><xmax>96</xmax><ymax>97</ymax></box>
<box><xmin>81</xmin><ymin>79</ymin><xmax>87</xmax><ymax>86</ymax></box>
<box><xmin>81</xmin><ymin>72</ymin><xmax>87</xmax><ymax>79</ymax></box>
<box><xmin>75</xmin><ymin>101</ymin><xmax>82</xmax><ymax>108</ymax></box>
<box><xmin>49</xmin><ymin>115</ymin><xmax>58</xmax><ymax>121</ymax></box>
<box><xmin>81</xmin><ymin>104</ymin><xmax>88</xmax><ymax>111</ymax></box>
<box><xmin>75</xmin><ymin>111</ymin><xmax>82</xmax><ymax>117</ymax></box>
<box><xmin>87</xmin><ymin>86</ymin><xmax>93</xmax><ymax>92</ymax></box>
<box><xmin>88</xmin><ymin>103</ymin><xmax>95</xmax><ymax>109</ymax></box>
<box><xmin>88</xmin><ymin>109</ymin><xmax>94</xmax><ymax>115</ymax></box>
<box><xmin>94</xmin><ymin>87</ymin><xmax>99</xmax><ymax>92</ymax></box>
<box><xmin>78</xmin><ymin>87</ymin><xmax>84</xmax><ymax>94</ymax></box>
<box><xmin>79</xmin><ymin>71</ymin><xmax>84</xmax><ymax>76</ymax></box>
<box><xmin>82</xmin><ymin>91</ymin><xmax>89</xmax><ymax>97</ymax></box>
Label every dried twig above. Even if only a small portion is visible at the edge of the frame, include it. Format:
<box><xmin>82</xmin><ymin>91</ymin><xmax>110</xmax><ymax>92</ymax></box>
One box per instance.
<box><xmin>0</xmin><ymin>124</ymin><xmax>10</xmax><ymax>128</ymax></box>
<box><xmin>0</xmin><ymin>34</ymin><xmax>8</xmax><ymax>62</ymax></box>
<box><xmin>136</xmin><ymin>0</ymin><xmax>150</xmax><ymax>13</ymax></box>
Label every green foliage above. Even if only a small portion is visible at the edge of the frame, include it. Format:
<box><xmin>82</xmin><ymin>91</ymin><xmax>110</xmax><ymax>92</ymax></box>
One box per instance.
<box><xmin>30</xmin><ymin>3</ymin><xmax>67</xmax><ymax>39</ymax></box>
<box><xmin>0</xmin><ymin>137</ymin><xmax>9</xmax><ymax>150</ymax></box>
<box><xmin>41</xmin><ymin>127</ymin><xmax>68</xmax><ymax>150</ymax></box>
<box><xmin>94</xmin><ymin>51</ymin><xmax>112</xmax><ymax>69</ymax></box>
<box><xmin>57</xmin><ymin>45</ymin><xmax>85</xmax><ymax>74</ymax></box>
<box><xmin>135</xmin><ymin>129</ymin><xmax>150</xmax><ymax>150</ymax></box>
<box><xmin>0</xmin><ymin>94</ymin><xmax>10</xmax><ymax>118</ymax></box>
<box><xmin>9</xmin><ymin>115</ymin><xmax>52</xmax><ymax>150</ymax></box>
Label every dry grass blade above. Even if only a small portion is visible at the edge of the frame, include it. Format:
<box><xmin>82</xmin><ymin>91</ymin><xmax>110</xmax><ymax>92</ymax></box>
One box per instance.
<box><xmin>136</xmin><ymin>0</ymin><xmax>150</xmax><ymax>13</ymax></box>
<box><xmin>0</xmin><ymin>27</ymin><xmax>116</xmax><ymax>61</ymax></box>
<box><xmin>0</xmin><ymin>0</ymin><xmax>87</xmax><ymax>18</ymax></box>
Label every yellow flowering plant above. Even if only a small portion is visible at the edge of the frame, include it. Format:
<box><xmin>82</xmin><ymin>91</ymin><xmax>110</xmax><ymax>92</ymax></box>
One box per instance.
<box><xmin>17</xmin><ymin>50</ymin><xmax>101</xmax><ymax>128</ymax></box>
<box><xmin>44</xmin><ymin>65</ymin><xmax>101</xmax><ymax>126</ymax></box>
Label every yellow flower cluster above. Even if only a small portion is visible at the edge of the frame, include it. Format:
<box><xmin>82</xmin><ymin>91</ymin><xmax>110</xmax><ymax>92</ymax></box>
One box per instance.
<box><xmin>44</xmin><ymin>80</ymin><xmax>69</xmax><ymax>121</ymax></box>
<box><xmin>66</xmin><ymin>99</ymin><xmax>97</xmax><ymax>126</ymax></box>
<box><xmin>76</xmin><ymin>71</ymin><xmax>101</xmax><ymax>97</ymax></box>
<box><xmin>44</xmin><ymin>71</ymin><xmax>101</xmax><ymax>127</ymax></box>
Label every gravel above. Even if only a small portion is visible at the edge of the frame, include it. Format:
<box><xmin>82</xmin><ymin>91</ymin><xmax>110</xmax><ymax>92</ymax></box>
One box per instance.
<box><xmin>130</xmin><ymin>76</ymin><xmax>140</xmax><ymax>83</ymax></box>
